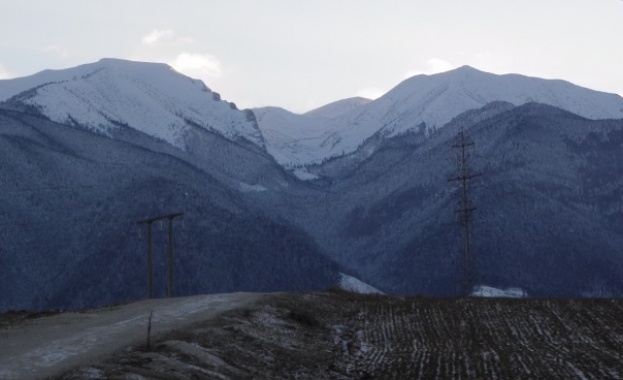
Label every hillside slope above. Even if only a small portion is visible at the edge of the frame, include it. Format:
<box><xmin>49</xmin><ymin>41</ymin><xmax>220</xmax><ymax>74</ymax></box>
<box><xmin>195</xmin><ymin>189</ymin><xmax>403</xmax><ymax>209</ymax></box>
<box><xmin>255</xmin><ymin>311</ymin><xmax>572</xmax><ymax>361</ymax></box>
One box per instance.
<box><xmin>255</xmin><ymin>103</ymin><xmax>623</xmax><ymax>297</ymax></box>
<box><xmin>0</xmin><ymin>110</ymin><xmax>339</xmax><ymax>311</ymax></box>
<box><xmin>2</xmin><ymin>60</ymin><xmax>623</xmax><ymax>309</ymax></box>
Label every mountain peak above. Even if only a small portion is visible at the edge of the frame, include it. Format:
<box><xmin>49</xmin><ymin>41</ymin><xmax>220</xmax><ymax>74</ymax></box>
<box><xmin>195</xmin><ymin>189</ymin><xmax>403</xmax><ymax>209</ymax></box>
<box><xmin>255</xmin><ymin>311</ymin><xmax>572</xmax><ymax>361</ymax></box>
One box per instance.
<box><xmin>407</xmin><ymin>65</ymin><xmax>483</xmax><ymax>80</ymax></box>
<box><xmin>96</xmin><ymin>57</ymin><xmax>163</xmax><ymax>67</ymax></box>
<box><xmin>97</xmin><ymin>57</ymin><xmax>161</xmax><ymax>65</ymax></box>
<box><xmin>256</xmin><ymin>65</ymin><xmax>623</xmax><ymax>167</ymax></box>
<box><xmin>0</xmin><ymin>58</ymin><xmax>178</xmax><ymax>102</ymax></box>
<box><xmin>454</xmin><ymin>65</ymin><xmax>480</xmax><ymax>72</ymax></box>
<box><xmin>304</xmin><ymin>96</ymin><xmax>372</xmax><ymax>118</ymax></box>
<box><xmin>0</xmin><ymin>58</ymin><xmax>265</xmax><ymax>149</ymax></box>
<box><xmin>91</xmin><ymin>58</ymin><xmax>183</xmax><ymax>80</ymax></box>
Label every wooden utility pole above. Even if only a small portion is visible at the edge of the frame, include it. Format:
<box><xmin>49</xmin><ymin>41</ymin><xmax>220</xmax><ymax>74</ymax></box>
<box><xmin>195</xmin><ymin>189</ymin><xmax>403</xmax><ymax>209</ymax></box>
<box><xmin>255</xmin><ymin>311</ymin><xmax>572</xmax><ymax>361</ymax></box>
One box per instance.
<box><xmin>147</xmin><ymin>222</ymin><xmax>153</xmax><ymax>298</ymax></box>
<box><xmin>137</xmin><ymin>212</ymin><xmax>183</xmax><ymax>298</ymax></box>
<box><xmin>166</xmin><ymin>214</ymin><xmax>180</xmax><ymax>297</ymax></box>
<box><xmin>448</xmin><ymin>129</ymin><xmax>480</xmax><ymax>296</ymax></box>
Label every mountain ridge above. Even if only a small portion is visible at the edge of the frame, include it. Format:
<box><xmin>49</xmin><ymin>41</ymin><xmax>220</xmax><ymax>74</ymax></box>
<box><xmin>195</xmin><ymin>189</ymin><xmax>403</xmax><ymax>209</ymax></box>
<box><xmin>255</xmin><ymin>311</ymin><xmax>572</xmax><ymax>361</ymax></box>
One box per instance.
<box><xmin>255</xmin><ymin>65</ymin><xmax>623</xmax><ymax>167</ymax></box>
<box><xmin>303</xmin><ymin>96</ymin><xmax>372</xmax><ymax>118</ymax></box>
<box><xmin>1</xmin><ymin>59</ymin><xmax>623</xmax><ymax>310</ymax></box>
<box><xmin>315</xmin><ymin>102</ymin><xmax>623</xmax><ymax>296</ymax></box>
<box><xmin>0</xmin><ymin>58</ymin><xmax>266</xmax><ymax>150</ymax></box>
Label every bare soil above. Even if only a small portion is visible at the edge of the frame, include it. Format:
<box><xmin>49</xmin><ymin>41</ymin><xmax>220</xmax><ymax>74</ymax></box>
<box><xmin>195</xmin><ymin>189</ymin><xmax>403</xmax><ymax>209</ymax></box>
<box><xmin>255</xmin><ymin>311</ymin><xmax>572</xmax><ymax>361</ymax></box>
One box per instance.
<box><xmin>52</xmin><ymin>291</ymin><xmax>623</xmax><ymax>379</ymax></box>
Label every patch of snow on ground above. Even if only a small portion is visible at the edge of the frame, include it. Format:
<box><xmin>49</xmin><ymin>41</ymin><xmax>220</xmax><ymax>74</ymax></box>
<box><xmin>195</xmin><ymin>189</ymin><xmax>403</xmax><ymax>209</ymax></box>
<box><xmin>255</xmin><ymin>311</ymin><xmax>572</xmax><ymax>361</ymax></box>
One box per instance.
<box><xmin>76</xmin><ymin>367</ymin><xmax>106</xmax><ymax>379</ymax></box>
<box><xmin>292</xmin><ymin>169</ymin><xmax>319</xmax><ymax>181</ymax></box>
<box><xmin>238</xmin><ymin>182</ymin><xmax>268</xmax><ymax>192</ymax></box>
<box><xmin>472</xmin><ymin>285</ymin><xmax>527</xmax><ymax>298</ymax></box>
<box><xmin>339</xmin><ymin>273</ymin><xmax>383</xmax><ymax>294</ymax></box>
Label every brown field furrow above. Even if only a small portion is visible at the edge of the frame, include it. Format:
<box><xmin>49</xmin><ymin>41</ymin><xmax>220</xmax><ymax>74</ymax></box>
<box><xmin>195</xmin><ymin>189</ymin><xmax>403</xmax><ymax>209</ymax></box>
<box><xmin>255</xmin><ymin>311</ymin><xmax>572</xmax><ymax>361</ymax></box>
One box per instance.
<box><xmin>413</xmin><ymin>351</ymin><xmax>426</xmax><ymax>380</ymax></box>
<box><xmin>511</xmin><ymin>352</ymin><xmax>532</xmax><ymax>377</ymax></box>
<box><xmin>47</xmin><ymin>293</ymin><xmax>623</xmax><ymax>379</ymax></box>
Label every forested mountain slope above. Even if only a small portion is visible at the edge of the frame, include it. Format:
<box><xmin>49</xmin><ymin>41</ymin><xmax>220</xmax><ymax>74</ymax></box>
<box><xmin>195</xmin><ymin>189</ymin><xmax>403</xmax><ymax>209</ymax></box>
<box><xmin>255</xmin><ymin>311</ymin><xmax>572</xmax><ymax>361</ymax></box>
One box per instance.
<box><xmin>1</xmin><ymin>60</ymin><xmax>623</xmax><ymax>310</ymax></box>
<box><xmin>251</xmin><ymin>103</ymin><xmax>623</xmax><ymax>297</ymax></box>
<box><xmin>0</xmin><ymin>110</ymin><xmax>338</xmax><ymax>311</ymax></box>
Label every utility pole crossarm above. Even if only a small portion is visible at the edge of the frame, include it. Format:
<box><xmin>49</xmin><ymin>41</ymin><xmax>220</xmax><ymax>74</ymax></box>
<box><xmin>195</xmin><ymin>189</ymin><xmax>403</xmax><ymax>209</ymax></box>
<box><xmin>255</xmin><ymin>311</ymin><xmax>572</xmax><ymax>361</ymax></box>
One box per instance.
<box><xmin>137</xmin><ymin>212</ymin><xmax>184</xmax><ymax>225</ymax></box>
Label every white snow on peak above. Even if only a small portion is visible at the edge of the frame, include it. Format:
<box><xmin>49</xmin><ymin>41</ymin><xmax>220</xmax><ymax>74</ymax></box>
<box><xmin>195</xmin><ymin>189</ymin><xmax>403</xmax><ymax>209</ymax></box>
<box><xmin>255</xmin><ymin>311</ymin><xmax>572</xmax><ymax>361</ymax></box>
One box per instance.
<box><xmin>338</xmin><ymin>273</ymin><xmax>383</xmax><ymax>294</ymax></box>
<box><xmin>0</xmin><ymin>58</ymin><xmax>264</xmax><ymax>149</ymax></box>
<box><xmin>375</xmin><ymin>65</ymin><xmax>623</xmax><ymax>136</ymax></box>
<box><xmin>472</xmin><ymin>285</ymin><xmax>527</xmax><ymax>298</ymax></box>
<box><xmin>256</xmin><ymin>66</ymin><xmax>623</xmax><ymax>167</ymax></box>
<box><xmin>253</xmin><ymin>106</ymin><xmax>330</xmax><ymax>166</ymax></box>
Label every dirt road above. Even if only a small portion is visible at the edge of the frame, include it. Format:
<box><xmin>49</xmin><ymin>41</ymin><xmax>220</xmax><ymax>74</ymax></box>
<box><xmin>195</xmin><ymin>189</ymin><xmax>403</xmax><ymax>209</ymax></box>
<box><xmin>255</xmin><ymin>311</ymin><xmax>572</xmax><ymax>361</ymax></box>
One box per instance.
<box><xmin>0</xmin><ymin>293</ymin><xmax>266</xmax><ymax>380</ymax></box>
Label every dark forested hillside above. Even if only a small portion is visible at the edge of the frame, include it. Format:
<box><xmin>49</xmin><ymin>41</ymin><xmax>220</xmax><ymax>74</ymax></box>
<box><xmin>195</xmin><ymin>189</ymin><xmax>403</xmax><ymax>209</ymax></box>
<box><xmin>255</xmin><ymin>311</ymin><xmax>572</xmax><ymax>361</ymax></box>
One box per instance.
<box><xmin>0</xmin><ymin>110</ymin><xmax>338</xmax><ymax>311</ymax></box>
<box><xmin>2</xmin><ymin>96</ymin><xmax>623</xmax><ymax>311</ymax></box>
<box><xmin>256</xmin><ymin>103</ymin><xmax>623</xmax><ymax>297</ymax></box>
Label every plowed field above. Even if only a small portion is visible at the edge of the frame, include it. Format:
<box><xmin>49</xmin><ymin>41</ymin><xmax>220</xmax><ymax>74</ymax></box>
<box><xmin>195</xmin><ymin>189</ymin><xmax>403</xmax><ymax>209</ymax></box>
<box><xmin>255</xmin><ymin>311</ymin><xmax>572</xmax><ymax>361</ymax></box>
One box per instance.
<box><xmin>55</xmin><ymin>292</ymin><xmax>623</xmax><ymax>379</ymax></box>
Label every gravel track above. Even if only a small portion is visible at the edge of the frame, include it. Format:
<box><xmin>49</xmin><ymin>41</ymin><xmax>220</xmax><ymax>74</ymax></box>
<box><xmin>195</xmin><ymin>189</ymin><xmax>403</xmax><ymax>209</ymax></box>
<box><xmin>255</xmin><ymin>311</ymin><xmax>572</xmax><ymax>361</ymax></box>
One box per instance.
<box><xmin>0</xmin><ymin>293</ymin><xmax>266</xmax><ymax>379</ymax></box>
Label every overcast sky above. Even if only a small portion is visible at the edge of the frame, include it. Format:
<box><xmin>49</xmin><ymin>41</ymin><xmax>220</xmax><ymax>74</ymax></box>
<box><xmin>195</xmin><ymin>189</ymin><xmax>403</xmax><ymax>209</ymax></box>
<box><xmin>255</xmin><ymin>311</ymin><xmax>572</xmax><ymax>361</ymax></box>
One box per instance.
<box><xmin>1</xmin><ymin>0</ymin><xmax>622</xmax><ymax>113</ymax></box>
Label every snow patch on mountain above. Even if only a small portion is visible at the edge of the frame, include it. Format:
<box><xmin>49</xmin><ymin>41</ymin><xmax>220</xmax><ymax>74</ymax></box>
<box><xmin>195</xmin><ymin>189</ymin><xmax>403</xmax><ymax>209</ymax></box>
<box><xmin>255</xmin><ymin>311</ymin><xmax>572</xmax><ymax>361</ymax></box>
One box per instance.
<box><xmin>238</xmin><ymin>182</ymin><xmax>268</xmax><ymax>193</ymax></box>
<box><xmin>0</xmin><ymin>58</ymin><xmax>264</xmax><ymax>149</ymax></box>
<box><xmin>292</xmin><ymin>169</ymin><xmax>319</xmax><ymax>181</ymax></box>
<box><xmin>338</xmin><ymin>273</ymin><xmax>383</xmax><ymax>294</ymax></box>
<box><xmin>472</xmin><ymin>285</ymin><xmax>527</xmax><ymax>298</ymax></box>
<box><xmin>253</xmin><ymin>106</ymin><xmax>330</xmax><ymax>165</ymax></box>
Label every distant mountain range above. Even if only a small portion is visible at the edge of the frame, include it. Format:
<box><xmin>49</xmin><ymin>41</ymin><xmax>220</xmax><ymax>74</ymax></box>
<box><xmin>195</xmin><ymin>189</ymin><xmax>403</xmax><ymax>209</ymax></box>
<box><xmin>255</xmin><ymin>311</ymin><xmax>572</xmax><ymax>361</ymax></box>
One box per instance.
<box><xmin>255</xmin><ymin>65</ymin><xmax>623</xmax><ymax>167</ymax></box>
<box><xmin>1</xmin><ymin>59</ymin><xmax>622</xmax><ymax>311</ymax></box>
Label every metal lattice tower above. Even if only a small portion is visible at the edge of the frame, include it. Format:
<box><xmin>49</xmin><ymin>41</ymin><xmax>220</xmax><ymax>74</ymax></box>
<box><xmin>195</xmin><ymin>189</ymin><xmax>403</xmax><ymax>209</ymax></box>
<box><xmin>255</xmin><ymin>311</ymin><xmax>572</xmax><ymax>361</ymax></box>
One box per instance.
<box><xmin>448</xmin><ymin>129</ymin><xmax>481</xmax><ymax>296</ymax></box>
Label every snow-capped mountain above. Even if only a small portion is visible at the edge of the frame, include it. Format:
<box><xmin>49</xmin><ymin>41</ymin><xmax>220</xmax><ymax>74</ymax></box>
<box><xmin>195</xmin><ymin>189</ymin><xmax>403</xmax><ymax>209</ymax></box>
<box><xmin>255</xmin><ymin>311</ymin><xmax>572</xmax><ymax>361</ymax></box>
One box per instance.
<box><xmin>256</xmin><ymin>66</ymin><xmax>623</xmax><ymax>167</ymax></box>
<box><xmin>2</xmin><ymin>58</ymin><xmax>623</xmax><ymax>311</ymax></box>
<box><xmin>254</xmin><ymin>97</ymin><xmax>372</xmax><ymax>168</ymax></box>
<box><xmin>0</xmin><ymin>58</ymin><xmax>264</xmax><ymax>149</ymax></box>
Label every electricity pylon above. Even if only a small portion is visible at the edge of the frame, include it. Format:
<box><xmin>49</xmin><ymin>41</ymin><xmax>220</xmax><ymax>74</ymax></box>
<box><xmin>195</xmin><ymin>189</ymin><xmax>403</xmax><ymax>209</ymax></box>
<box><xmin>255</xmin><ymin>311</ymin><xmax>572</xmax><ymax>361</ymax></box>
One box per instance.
<box><xmin>448</xmin><ymin>129</ymin><xmax>480</xmax><ymax>296</ymax></box>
